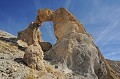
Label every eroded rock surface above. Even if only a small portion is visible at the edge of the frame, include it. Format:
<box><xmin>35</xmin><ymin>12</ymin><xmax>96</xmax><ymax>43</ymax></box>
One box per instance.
<box><xmin>36</xmin><ymin>8</ymin><xmax>54</xmax><ymax>24</ymax></box>
<box><xmin>17</xmin><ymin>22</ymin><xmax>43</xmax><ymax>47</ymax></box>
<box><xmin>23</xmin><ymin>43</ymin><xmax>46</xmax><ymax>71</ymax></box>
<box><xmin>36</xmin><ymin>8</ymin><xmax>119</xmax><ymax>79</ymax></box>
<box><xmin>15</xmin><ymin>7</ymin><xmax>120</xmax><ymax>79</ymax></box>
<box><xmin>107</xmin><ymin>59</ymin><xmax>120</xmax><ymax>78</ymax></box>
<box><xmin>52</xmin><ymin>8</ymin><xmax>88</xmax><ymax>40</ymax></box>
<box><xmin>17</xmin><ymin>22</ymin><xmax>47</xmax><ymax>71</ymax></box>
<box><xmin>0</xmin><ymin>30</ymin><xmax>65</xmax><ymax>79</ymax></box>
<box><xmin>39</xmin><ymin>42</ymin><xmax>52</xmax><ymax>52</ymax></box>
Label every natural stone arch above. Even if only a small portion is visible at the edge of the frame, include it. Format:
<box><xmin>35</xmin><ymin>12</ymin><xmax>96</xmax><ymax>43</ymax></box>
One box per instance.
<box><xmin>17</xmin><ymin>8</ymin><xmax>90</xmax><ymax>73</ymax></box>
<box><xmin>17</xmin><ymin>8</ymin><xmax>118</xmax><ymax>79</ymax></box>
<box><xmin>36</xmin><ymin>8</ymin><xmax>88</xmax><ymax>40</ymax></box>
<box><xmin>17</xmin><ymin>8</ymin><xmax>88</xmax><ymax>48</ymax></box>
<box><xmin>37</xmin><ymin>8</ymin><xmax>118</xmax><ymax>79</ymax></box>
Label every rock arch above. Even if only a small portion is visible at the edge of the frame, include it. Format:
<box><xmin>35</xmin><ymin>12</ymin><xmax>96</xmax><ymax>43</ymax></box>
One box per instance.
<box><xmin>17</xmin><ymin>8</ymin><xmax>119</xmax><ymax>79</ymax></box>
<box><xmin>17</xmin><ymin>8</ymin><xmax>89</xmax><ymax>52</ymax></box>
<box><xmin>36</xmin><ymin>8</ymin><xmax>88</xmax><ymax>40</ymax></box>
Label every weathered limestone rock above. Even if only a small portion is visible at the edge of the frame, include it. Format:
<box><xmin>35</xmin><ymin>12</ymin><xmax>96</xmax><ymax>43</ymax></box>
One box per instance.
<box><xmin>17</xmin><ymin>22</ymin><xmax>47</xmax><ymax>71</ymax></box>
<box><xmin>17</xmin><ymin>22</ymin><xmax>43</xmax><ymax>47</ymax></box>
<box><xmin>23</xmin><ymin>43</ymin><xmax>46</xmax><ymax>71</ymax></box>
<box><xmin>51</xmin><ymin>8</ymin><xmax>88</xmax><ymax>40</ymax></box>
<box><xmin>36</xmin><ymin>8</ymin><xmax>88</xmax><ymax>40</ymax></box>
<box><xmin>36</xmin><ymin>8</ymin><xmax>54</xmax><ymax>25</ymax></box>
<box><xmin>2</xmin><ymin>30</ymin><xmax>120</xmax><ymax>79</ymax></box>
<box><xmin>45</xmin><ymin>32</ymin><xmax>102</xmax><ymax>79</ymax></box>
<box><xmin>17</xmin><ymin>22</ymin><xmax>53</xmax><ymax>51</ymax></box>
<box><xmin>36</xmin><ymin>8</ymin><xmax>118</xmax><ymax>79</ymax></box>
<box><xmin>107</xmin><ymin>59</ymin><xmax>120</xmax><ymax>78</ymax></box>
<box><xmin>39</xmin><ymin>42</ymin><xmax>52</xmax><ymax>52</ymax></box>
<box><xmin>16</xmin><ymin>7</ymin><xmax>119</xmax><ymax>79</ymax></box>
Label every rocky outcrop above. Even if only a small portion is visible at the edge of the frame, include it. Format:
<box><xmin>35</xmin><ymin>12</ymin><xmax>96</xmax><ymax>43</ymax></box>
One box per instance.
<box><xmin>107</xmin><ymin>59</ymin><xmax>120</xmax><ymax>74</ymax></box>
<box><xmin>36</xmin><ymin>8</ymin><xmax>119</xmax><ymax>79</ymax></box>
<box><xmin>17</xmin><ymin>22</ymin><xmax>43</xmax><ymax>47</ymax></box>
<box><xmin>17</xmin><ymin>22</ymin><xmax>47</xmax><ymax>71</ymax></box>
<box><xmin>36</xmin><ymin>8</ymin><xmax>88</xmax><ymax>40</ymax></box>
<box><xmin>0</xmin><ymin>30</ymin><xmax>17</xmax><ymax>44</ymax></box>
<box><xmin>0</xmin><ymin>30</ymin><xmax>65</xmax><ymax>79</ymax></box>
<box><xmin>52</xmin><ymin>8</ymin><xmax>88</xmax><ymax>40</ymax></box>
<box><xmin>39</xmin><ymin>42</ymin><xmax>52</xmax><ymax>52</ymax></box>
<box><xmin>15</xmin><ymin>7</ymin><xmax>120</xmax><ymax>79</ymax></box>
<box><xmin>36</xmin><ymin>8</ymin><xmax>54</xmax><ymax>25</ymax></box>
<box><xmin>107</xmin><ymin>59</ymin><xmax>120</xmax><ymax>78</ymax></box>
<box><xmin>23</xmin><ymin>43</ymin><xmax>46</xmax><ymax>71</ymax></box>
<box><xmin>0</xmin><ymin>31</ymin><xmax>30</xmax><ymax>79</ymax></box>
<box><xmin>0</xmin><ymin>30</ymin><xmax>16</xmax><ymax>38</ymax></box>
<box><xmin>0</xmin><ymin>30</ymin><xmax>72</xmax><ymax>79</ymax></box>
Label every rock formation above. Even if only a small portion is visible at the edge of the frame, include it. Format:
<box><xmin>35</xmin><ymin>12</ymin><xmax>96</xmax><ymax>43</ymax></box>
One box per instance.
<box><xmin>36</xmin><ymin>8</ymin><xmax>54</xmax><ymax>24</ymax></box>
<box><xmin>17</xmin><ymin>22</ymin><xmax>43</xmax><ymax>47</ymax></box>
<box><xmin>107</xmin><ymin>59</ymin><xmax>120</xmax><ymax>78</ymax></box>
<box><xmin>39</xmin><ymin>42</ymin><xmax>52</xmax><ymax>52</ymax></box>
<box><xmin>1</xmin><ymin>32</ymin><xmax>120</xmax><ymax>79</ymax></box>
<box><xmin>23</xmin><ymin>43</ymin><xmax>46</xmax><ymax>71</ymax></box>
<box><xmin>16</xmin><ymin>8</ymin><xmax>120</xmax><ymax>79</ymax></box>
<box><xmin>17</xmin><ymin>22</ymin><xmax>47</xmax><ymax>71</ymax></box>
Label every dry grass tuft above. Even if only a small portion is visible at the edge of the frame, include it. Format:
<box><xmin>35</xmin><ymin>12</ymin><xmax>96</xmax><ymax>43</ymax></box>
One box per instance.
<box><xmin>38</xmin><ymin>71</ymin><xmax>46</xmax><ymax>77</ymax></box>
<box><xmin>26</xmin><ymin>66</ymin><xmax>35</xmax><ymax>79</ymax></box>
<box><xmin>0</xmin><ymin>40</ymin><xmax>19</xmax><ymax>54</ymax></box>
<box><xmin>45</xmin><ymin>63</ymin><xmax>63</xmax><ymax>78</ymax></box>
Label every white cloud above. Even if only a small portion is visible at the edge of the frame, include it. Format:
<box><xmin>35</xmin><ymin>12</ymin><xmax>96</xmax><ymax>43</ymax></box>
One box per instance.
<box><xmin>105</xmin><ymin>52</ymin><xmax>120</xmax><ymax>57</ymax></box>
<box><xmin>88</xmin><ymin>4</ymin><xmax>120</xmax><ymax>47</ymax></box>
<box><xmin>99</xmin><ymin>35</ymin><xmax>116</xmax><ymax>47</ymax></box>
<box><xmin>95</xmin><ymin>19</ymin><xmax>120</xmax><ymax>45</ymax></box>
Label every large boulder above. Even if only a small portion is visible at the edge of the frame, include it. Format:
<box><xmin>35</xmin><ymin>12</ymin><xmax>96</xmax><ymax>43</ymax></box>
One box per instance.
<box><xmin>39</xmin><ymin>42</ymin><xmax>52</xmax><ymax>52</ymax></box>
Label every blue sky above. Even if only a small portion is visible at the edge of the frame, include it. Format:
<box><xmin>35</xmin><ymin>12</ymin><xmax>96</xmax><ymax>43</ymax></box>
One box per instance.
<box><xmin>0</xmin><ymin>0</ymin><xmax>120</xmax><ymax>60</ymax></box>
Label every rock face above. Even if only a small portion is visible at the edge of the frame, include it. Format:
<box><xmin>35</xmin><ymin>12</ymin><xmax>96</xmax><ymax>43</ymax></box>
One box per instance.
<box><xmin>36</xmin><ymin>8</ymin><xmax>119</xmax><ymax>79</ymax></box>
<box><xmin>39</xmin><ymin>42</ymin><xmax>52</xmax><ymax>52</ymax></box>
<box><xmin>107</xmin><ymin>59</ymin><xmax>120</xmax><ymax>78</ymax></box>
<box><xmin>23</xmin><ymin>43</ymin><xmax>46</xmax><ymax>71</ymax></box>
<box><xmin>0</xmin><ymin>31</ymin><xmax>30</xmax><ymax>79</ymax></box>
<box><xmin>0</xmin><ymin>30</ymin><xmax>64</xmax><ymax>79</ymax></box>
<box><xmin>17</xmin><ymin>22</ymin><xmax>43</xmax><ymax>47</ymax></box>
<box><xmin>36</xmin><ymin>8</ymin><xmax>54</xmax><ymax>25</ymax></box>
<box><xmin>17</xmin><ymin>22</ymin><xmax>47</xmax><ymax>71</ymax></box>
<box><xmin>52</xmin><ymin>8</ymin><xmax>88</xmax><ymax>40</ymax></box>
<box><xmin>15</xmin><ymin>7</ymin><xmax>120</xmax><ymax>79</ymax></box>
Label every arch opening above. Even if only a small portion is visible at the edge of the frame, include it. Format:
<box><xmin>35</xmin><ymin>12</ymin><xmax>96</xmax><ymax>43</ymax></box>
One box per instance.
<box><xmin>40</xmin><ymin>21</ymin><xmax>57</xmax><ymax>45</ymax></box>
